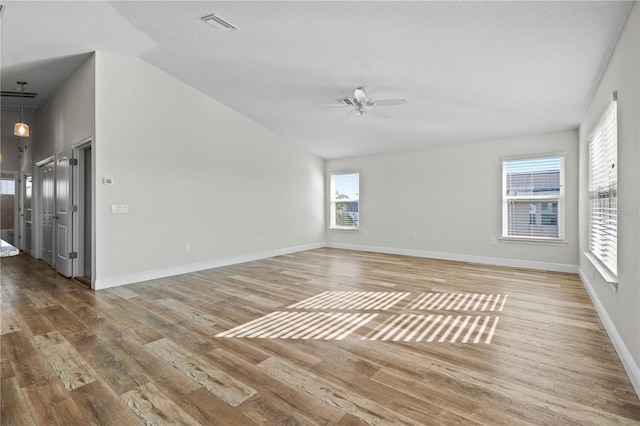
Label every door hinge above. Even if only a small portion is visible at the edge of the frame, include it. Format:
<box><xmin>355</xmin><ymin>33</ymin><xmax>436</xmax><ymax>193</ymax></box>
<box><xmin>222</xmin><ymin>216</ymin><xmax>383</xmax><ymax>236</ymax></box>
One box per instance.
<box><xmin>71</xmin><ymin>205</ymin><xmax>78</xmax><ymax>212</ymax></box>
<box><xmin>69</xmin><ymin>252</ymin><xmax>78</xmax><ymax>259</ymax></box>
<box><xmin>70</xmin><ymin>159</ymin><xmax>79</xmax><ymax>166</ymax></box>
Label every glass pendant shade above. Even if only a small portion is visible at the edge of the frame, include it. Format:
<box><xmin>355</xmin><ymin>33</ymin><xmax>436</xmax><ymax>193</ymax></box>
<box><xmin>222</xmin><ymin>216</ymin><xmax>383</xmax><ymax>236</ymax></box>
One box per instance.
<box><xmin>14</xmin><ymin>121</ymin><xmax>30</xmax><ymax>137</ymax></box>
<box><xmin>14</xmin><ymin>81</ymin><xmax>30</xmax><ymax>138</ymax></box>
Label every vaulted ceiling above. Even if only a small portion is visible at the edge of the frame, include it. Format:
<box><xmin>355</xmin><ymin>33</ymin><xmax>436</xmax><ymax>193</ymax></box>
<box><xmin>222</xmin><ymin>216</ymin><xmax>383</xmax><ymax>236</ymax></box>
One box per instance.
<box><xmin>1</xmin><ymin>1</ymin><xmax>634</xmax><ymax>159</ymax></box>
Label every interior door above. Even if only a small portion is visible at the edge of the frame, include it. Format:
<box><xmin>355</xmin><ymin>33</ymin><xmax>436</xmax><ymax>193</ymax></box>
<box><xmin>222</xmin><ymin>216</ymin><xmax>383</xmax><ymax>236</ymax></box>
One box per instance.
<box><xmin>40</xmin><ymin>162</ymin><xmax>55</xmax><ymax>265</ymax></box>
<box><xmin>55</xmin><ymin>149</ymin><xmax>73</xmax><ymax>277</ymax></box>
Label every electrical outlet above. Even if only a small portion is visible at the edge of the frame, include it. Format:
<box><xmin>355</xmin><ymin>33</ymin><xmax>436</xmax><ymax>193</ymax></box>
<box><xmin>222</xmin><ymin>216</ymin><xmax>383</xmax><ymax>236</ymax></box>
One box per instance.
<box><xmin>184</xmin><ymin>243</ymin><xmax>190</xmax><ymax>251</ymax></box>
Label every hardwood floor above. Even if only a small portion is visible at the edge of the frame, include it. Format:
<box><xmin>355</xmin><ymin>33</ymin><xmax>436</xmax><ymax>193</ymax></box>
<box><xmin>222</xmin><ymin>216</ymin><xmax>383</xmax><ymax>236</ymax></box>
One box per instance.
<box><xmin>1</xmin><ymin>248</ymin><xmax>639</xmax><ymax>425</ymax></box>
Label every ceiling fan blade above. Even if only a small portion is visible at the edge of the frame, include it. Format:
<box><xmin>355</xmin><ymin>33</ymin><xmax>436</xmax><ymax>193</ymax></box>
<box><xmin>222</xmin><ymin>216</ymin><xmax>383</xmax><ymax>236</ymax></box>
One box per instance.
<box><xmin>368</xmin><ymin>109</ymin><xmax>390</xmax><ymax>119</ymax></box>
<box><xmin>372</xmin><ymin>99</ymin><xmax>407</xmax><ymax>106</ymax></box>
<box><xmin>340</xmin><ymin>108</ymin><xmax>358</xmax><ymax>120</ymax></box>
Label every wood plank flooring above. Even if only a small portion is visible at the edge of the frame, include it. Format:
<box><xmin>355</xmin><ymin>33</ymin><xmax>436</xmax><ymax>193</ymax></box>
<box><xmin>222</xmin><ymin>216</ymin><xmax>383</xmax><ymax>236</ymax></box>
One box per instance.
<box><xmin>1</xmin><ymin>248</ymin><xmax>640</xmax><ymax>425</ymax></box>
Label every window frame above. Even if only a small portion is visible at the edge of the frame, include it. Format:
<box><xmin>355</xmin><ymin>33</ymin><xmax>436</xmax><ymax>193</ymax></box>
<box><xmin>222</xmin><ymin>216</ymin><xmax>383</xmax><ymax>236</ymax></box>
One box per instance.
<box><xmin>329</xmin><ymin>171</ymin><xmax>360</xmax><ymax>231</ymax></box>
<box><xmin>501</xmin><ymin>153</ymin><xmax>566</xmax><ymax>244</ymax></box>
<box><xmin>587</xmin><ymin>92</ymin><xmax>618</xmax><ymax>281</ymax></box>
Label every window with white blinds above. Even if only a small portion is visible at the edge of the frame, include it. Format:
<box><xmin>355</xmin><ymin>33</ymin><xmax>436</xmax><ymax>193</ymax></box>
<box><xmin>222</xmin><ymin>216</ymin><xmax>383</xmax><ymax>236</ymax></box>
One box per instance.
<box><xmin>502</xmin><ymin>155</ymin><xmax>565</xmax><ymax>240</ymax></box>
<box><xmin>0</xmin><ymin>176</ymin><xmax>15</xmax><ymax>195</ymax></box>
<box><xmin>589</xmin><ymin>93</ymin><xmax>617</xmax><ymax>276</ymax></box>
<box><xmin>330</xmin><ymin>172</ymin><xmax>359</xmax><ymax>229</ymax></box>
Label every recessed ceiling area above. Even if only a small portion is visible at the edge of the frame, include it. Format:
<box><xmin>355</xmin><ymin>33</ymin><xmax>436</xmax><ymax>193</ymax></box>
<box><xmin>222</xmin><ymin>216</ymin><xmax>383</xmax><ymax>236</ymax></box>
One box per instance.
<box><xmin>1</xmin><ymin>1</ymin><xmax>634</xmax><ymax>159</ymax></box>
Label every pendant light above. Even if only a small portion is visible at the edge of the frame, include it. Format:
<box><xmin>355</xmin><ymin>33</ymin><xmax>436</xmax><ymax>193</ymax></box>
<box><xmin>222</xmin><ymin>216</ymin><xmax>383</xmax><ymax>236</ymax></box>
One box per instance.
<box><xmin>13</xmin><ymin>81</ymin><xmax>30</xmax><ymax>138</ymax></box>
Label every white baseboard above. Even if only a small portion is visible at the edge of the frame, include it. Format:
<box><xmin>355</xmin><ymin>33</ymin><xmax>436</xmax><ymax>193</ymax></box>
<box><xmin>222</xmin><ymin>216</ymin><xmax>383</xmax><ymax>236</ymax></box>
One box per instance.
<box><xmin>578</xmin><ymin>267</ymin><xmax>640</xmax><ymax>398</ymax></box>
<box><xmin>326</xmin><ymin>242</ymin><xmax>579</xmax><ymax>274</ymax></box>
<box><xmin>93</xmin><ymin>242</ymin><xmax>325</xmax><ymax>290</ymax></box>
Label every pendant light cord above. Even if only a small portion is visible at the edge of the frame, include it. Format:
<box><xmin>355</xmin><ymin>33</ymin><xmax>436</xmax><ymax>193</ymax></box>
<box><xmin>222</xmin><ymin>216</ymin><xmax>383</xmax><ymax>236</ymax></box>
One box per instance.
<box><xmin>19</xmin><ymin>82</ymin><xmax>25</xmax><ymax>122</ymax></box>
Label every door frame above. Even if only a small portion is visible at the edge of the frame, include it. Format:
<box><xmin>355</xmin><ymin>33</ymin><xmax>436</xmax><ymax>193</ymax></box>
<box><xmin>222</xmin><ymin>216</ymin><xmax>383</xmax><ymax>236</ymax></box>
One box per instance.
<box><xmin>20</xmin><ymin>172</ymin><xmax>33</xmax><ymax>256</ymax></box>
<box><xmin>35</xmin><ymin>156</ymin><xmax>55</xmax><ymax>262</ymax></box>
<box><xmin>0</xmin><ymin>170</ymin><xmax>19</xmax><ymax>246</ymax></box>
<box><xmin>72</xmin><ymin>138</ymin><xmax>93</xmax><ymax>285</ymax></box>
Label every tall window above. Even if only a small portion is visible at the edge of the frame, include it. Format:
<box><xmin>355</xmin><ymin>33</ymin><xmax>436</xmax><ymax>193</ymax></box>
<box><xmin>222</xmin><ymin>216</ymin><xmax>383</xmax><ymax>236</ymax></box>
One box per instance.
<box><xmin>502</xmin><ymin>155</ymin><xmax>565</xmax><ymax>240</ymax></box>
<box><xmin>330</xmin><ymin>172</ymin><xmax>359</xmax><ymax>229</ymax></box>
<box><xmin>589</xmin><ymin>93</ymin><xmax>617</xmax><ymax>276</ymax></box>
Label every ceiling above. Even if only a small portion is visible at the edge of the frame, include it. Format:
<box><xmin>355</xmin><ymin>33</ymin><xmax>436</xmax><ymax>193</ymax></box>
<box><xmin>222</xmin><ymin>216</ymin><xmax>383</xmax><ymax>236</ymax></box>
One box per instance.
<box><xmin>1</xmin><ymin>1</ymin><xmax>634</xmax><ymax>159</ymax></box>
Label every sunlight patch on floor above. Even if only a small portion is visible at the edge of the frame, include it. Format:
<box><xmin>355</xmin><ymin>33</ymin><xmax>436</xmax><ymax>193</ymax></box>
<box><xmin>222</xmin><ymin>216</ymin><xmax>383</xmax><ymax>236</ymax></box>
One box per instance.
<box><xmin>216</xmin><ymin>291</ymin><xmax>506</xmax><ymax>343</ymax></box>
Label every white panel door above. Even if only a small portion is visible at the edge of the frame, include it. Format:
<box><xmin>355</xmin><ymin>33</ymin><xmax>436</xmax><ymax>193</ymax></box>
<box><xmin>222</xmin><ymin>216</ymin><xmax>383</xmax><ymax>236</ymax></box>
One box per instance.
<box><xmin>40</xmin><ymin>163</ymin><xmax>55</xmax><ymax>265</ymax></box>
<box><xmin>55</xmin><ymin>149</ymin><xmax>73</xmax><ymax>277</ymax></box>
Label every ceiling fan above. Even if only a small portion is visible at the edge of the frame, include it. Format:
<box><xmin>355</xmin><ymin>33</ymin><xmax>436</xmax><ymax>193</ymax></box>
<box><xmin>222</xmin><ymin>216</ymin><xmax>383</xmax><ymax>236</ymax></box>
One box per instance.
<box><xmin>323</xmin><ymin>87</ymin><xmax>407</xmax><ymax>119</ymax></box>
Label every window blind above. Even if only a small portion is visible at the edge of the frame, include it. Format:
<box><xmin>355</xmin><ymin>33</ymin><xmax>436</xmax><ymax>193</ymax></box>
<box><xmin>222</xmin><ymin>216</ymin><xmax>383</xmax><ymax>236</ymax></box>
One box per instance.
<box><xmin>502</xmin><ymin>156</ymin><xmax>564</xmax><ymax>239</ymax></box>
<box><xmin>330</xmin><ymin>172</ymin><xmax>359</xmax><ymax>229</ymax></box>
<box><xmin>0</xmin><ymin>177</ymin><xmax>15</xmax><ymax>195</ymax></box>
<box><xmin>589</xmin><ymin>93</ymin><xmax>617</xmax><ymax>275</ymax></box>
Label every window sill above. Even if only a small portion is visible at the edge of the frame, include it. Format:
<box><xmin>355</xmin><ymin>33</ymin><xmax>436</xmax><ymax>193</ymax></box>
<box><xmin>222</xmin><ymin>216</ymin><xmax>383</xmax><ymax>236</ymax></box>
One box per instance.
<box><xmin>329</xmin><ymin>227</ymin><xmax>359</xmax><ymax>232</ymax></box>
<box><xmin>584</xmin><ymin>252</ymin><xmax>618</xmax><ymax>291</ymax></box>
<box><xmin>499</xmin><ymin>236</ymin><xmax>567</xmax><ymax>246</ymax></box>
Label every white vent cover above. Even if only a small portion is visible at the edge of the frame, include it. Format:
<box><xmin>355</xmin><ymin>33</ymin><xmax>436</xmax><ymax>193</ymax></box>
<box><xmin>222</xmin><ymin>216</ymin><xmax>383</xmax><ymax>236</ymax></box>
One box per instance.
<box><xmin>201</xmin><ymin>13</ymin><xmax>237</xmax><ymax>32</ymax></box>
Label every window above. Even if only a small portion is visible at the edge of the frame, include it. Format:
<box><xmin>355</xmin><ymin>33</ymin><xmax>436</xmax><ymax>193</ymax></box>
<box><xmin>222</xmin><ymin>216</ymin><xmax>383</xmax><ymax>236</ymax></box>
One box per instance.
<box><xmin>502</xmin><ymin>155</ymin><xmax>564</xmax><ymax>241</ymax></box>
<box><xmin>330</xmin><ymin>172</ymin><xmax>359</xmax><ymax>229</ymax></box>
<box><xmin>588</xmin><ymin>93</ymin><xmax>617</xmax><ymax>276</ymax></box>
<box><xmin>1</xmin><ymin>176</ymin><xmax>15</xmax><ymax>195</ymax></box>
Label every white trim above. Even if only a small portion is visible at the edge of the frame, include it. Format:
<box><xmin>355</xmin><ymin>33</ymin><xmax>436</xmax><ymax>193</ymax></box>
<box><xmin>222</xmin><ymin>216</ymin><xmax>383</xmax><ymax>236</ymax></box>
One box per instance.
<box><xmin>501</xmin><ymin>151</ymin><xmax>567</xmax><ymax>162</ymax></box>
<box><xmin>93</xmin><ymin>242</ymin><xmax>325</xmax><ymax>290</ymax></box>
<box><xmin>500</xmin><ymin>236</ymin><xmax>568</xmax><ymax>246</ymax></box>
<box><xmin>0</xmin><ymin>170</ymin><xmax>19</xmax><ymax>247</ymax></box>
<box><xmin>584</xmin><ymin>251</ymin><xmax>618</xmax><ymax>289</ymax></box>
<box><xmin>325</xmin><ymin>242</ymin><xmax>578</xmax><ymax>274</ymax></box>
<box><xmin>578</xmin><ymin>267</ymin><xmax>640</xmax><ymax>398</ymax></box>
<box><xmin>72</xmin><ymin>138</ymin><xmax>93</xmax><ymax>286</ymax></box>
<box><xmin>502</xmin><ymin>154</ymin><xmax>566</xmax><ymax>241</ymax></box>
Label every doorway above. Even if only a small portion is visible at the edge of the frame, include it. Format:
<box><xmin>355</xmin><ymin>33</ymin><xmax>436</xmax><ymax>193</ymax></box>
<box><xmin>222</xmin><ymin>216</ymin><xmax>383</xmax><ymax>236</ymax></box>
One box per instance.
<box><xmin>22</xmin><ymin>174</ymin><xmax>33</xmax><ymax>255</ymax></box>
<box><xmin>34</xmin><ymin>141</ymin><xmax>93</xmax><ymax>284</ymax></box>
<box><xmin>0</xmin><ymin>171</ymin><xmax>18</xmax><ymax>245</ymax></box>
<box><xmin>73</xmin><ymin>140</ymin><xmax>92</xmax><ymax>284</ymax></box>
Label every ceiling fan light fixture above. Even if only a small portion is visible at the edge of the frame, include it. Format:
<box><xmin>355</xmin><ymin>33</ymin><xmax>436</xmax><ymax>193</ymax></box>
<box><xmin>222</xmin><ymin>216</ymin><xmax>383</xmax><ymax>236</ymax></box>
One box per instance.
<box><xmin>323</xmin><ymin>87</ymin><xmax>407</xmax><ymax>120</ymax></box>
<box><xmin>13</xmin><ymin>81</ymin><xmax>30</xmax><ymax>138</ymax></box>
<box><xmin>201</xmin><ymin>13</ymin><xmax>237</xmax><ymax>32</ymax></box>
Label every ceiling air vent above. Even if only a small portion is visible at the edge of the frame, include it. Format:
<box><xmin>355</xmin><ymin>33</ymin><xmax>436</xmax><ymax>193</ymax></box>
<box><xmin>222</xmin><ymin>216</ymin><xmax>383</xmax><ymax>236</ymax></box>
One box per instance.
<box><xmin>1</xmin><ymin>90</ymin><xmax>38</xmax><ymax>99</ymax></box>
<box><xmin>201</xmin><ymin>13</ymin><xmax>237</xmax><ymax>32</ymax></box>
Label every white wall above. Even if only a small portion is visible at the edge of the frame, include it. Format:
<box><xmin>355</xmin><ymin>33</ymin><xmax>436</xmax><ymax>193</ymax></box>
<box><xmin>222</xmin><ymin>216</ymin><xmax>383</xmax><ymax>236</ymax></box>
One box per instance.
<box><xmin>93</xmin><ymin>52</ymin><xmax>325</xmax><ymax>289</ymax></box>
<box><xmin>326</xmin><ymin>130</ymin><xmax>579</xmax><ymax>271</ymax></box>
<box><xmin>578</xmin><ymin>3</ymin><xmax>640</xmax><ymax>394</ymax></box>
<box><xmin>0</xmin><ymin>139</ymin><xmax>21</xmax><ymax>171</ymax></box>
<box><xmin>32</xmin><ymin>56</ymin><xmax>96</xmax><ymax>162</ymax></box>
<box><xmin>30</xmin><ymin>55</ymin><xmax>96</xmax><ymax>266</ymax></box>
